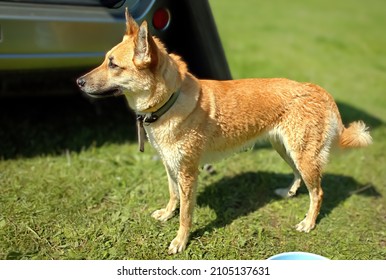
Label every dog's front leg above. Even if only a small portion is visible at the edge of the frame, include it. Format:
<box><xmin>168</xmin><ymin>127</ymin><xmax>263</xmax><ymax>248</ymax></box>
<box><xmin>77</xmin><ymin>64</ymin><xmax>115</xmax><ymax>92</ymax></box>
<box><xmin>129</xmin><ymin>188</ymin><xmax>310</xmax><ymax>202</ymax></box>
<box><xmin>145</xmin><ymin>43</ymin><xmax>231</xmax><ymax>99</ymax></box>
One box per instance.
<box><xmin>152</xmin><ymin>166</ymin><xmax>179</xmax><ymax>222</ymax></box>
<box><xmin>168</xmin><ymin>164</ymin><xmax>198</xmax><ymax>254</ymax></box>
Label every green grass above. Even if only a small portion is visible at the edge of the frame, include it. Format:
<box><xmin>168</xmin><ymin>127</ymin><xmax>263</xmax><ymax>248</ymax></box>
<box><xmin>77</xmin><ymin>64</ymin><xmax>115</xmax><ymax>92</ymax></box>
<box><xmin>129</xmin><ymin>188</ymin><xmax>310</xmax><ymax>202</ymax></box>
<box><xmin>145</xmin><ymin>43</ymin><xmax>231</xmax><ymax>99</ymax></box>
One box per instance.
<box><xmin>1</xmin><ymin>0</ymin><xmax>385</xmax><ymax>259</ymax></box>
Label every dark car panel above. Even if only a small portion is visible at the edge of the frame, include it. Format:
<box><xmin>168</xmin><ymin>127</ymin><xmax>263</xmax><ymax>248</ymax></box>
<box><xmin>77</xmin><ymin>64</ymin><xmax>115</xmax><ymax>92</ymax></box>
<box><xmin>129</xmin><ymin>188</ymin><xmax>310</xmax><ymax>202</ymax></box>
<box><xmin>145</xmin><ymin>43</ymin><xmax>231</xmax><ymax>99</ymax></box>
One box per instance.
<box><xmin>0</xmin><ymin>0</ymin><xmax>161</xmax><ymax>70</ymax></box>
<box><xmin>0</xmin><ymin>0</ymin><xmax>231</xmax><ymax>96</ymax></box>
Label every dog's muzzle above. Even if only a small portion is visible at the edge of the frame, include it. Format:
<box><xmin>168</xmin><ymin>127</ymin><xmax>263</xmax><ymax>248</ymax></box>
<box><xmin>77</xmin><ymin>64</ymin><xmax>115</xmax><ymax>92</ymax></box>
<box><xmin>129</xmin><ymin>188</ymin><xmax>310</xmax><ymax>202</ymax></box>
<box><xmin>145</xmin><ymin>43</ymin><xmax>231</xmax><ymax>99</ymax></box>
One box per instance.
<box><xmin>76</xmin><ymin>76</ymin><xmax>123</xmax><ymax>98</ymax></box>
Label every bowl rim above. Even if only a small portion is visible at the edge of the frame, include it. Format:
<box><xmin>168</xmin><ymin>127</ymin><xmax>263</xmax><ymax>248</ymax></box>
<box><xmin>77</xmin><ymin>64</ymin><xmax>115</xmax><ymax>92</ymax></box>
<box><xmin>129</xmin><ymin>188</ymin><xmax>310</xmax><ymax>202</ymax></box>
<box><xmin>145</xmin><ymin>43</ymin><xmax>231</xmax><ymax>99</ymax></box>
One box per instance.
<box><xmin>267</xmin><ymin>251</ymin><xmax>329</xmax><ymax>260</ymax></box>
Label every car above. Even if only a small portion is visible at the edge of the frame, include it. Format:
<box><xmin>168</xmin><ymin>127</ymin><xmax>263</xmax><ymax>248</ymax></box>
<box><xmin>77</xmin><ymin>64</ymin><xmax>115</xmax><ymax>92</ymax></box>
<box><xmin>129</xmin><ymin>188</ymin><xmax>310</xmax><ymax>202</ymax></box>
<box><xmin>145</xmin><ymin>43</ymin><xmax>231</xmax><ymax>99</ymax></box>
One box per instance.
<box><xmin>0</xmin><ymin>0</ymin><xmax>231</xmax><ymax>96</ymax></box>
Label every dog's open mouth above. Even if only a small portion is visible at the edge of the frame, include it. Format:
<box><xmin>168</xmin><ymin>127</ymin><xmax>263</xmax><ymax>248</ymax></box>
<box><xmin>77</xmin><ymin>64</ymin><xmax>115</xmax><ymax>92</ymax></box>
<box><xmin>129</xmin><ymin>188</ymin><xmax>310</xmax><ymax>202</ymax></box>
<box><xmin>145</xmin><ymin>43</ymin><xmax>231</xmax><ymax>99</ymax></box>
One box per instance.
<box><xmin>86</xmin><ymin>88</ymin><xmax>123</xmax><ymax>98</ymax></box>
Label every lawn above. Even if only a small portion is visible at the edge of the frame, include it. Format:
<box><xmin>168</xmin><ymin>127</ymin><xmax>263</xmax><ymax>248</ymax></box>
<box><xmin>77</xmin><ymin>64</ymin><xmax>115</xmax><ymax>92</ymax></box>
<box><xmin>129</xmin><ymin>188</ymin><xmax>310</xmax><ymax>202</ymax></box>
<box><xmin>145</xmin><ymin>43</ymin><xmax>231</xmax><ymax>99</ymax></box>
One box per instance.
<box><xmin>0</xmin><ymin>0</ymin><xmax>385</xmax><ymax>260</ymax></box>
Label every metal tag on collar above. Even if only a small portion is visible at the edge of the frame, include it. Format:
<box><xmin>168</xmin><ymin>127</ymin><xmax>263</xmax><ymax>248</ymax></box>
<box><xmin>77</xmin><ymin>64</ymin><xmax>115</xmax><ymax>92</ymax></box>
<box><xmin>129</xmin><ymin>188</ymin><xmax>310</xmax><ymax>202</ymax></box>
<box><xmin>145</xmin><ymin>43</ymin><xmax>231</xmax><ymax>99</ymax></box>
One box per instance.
<box><xmin>143</xmin><ymin>114</ymin><xmax>159</xmax><ymax>124</ymax></box>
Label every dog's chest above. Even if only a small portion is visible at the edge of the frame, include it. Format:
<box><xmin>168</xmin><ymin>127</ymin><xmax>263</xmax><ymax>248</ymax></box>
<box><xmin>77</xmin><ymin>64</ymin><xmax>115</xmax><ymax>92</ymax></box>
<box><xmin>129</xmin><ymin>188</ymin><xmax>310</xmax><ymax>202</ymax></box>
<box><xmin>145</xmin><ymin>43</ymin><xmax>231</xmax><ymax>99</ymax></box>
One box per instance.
<box><xmin>145</xmin><ymin>124</ymin><xmax>182</xmax><ymax>162</ymax></box>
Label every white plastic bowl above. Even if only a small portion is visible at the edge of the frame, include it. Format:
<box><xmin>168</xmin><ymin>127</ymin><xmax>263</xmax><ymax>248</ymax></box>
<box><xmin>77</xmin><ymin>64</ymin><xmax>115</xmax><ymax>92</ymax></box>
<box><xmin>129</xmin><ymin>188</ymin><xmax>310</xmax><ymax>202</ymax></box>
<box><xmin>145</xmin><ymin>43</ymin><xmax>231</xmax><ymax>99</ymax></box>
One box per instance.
<box><xmin>267</xmin><ymin>252</ymin><xmax>328</xmax><ymax>260</ymax></box>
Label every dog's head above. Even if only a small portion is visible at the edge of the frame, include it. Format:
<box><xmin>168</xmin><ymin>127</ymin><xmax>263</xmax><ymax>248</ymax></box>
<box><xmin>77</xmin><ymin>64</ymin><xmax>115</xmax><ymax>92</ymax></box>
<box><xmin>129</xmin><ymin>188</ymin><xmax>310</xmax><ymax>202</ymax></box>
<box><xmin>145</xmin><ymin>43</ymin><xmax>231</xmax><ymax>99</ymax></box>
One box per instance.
<box><xmin>77</xmin><ymin>8</ymin><xmax>186</xmax><ymax>112</ymax></box>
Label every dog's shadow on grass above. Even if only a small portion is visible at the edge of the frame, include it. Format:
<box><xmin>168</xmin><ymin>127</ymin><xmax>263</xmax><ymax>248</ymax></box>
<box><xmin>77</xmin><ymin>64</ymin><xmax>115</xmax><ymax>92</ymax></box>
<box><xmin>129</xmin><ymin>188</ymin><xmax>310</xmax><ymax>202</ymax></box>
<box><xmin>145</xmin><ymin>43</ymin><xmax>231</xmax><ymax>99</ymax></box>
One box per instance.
<box><xmin>0</xmin><ymin>96</ymin><xmax>383</xmax><ymax>159</ymax></box>
<box><xmin>193</xmin><ymin>171</ymin><xmax>380</xmax><ymax>238</ymax></box>
<box><xmin>337</xmin><ymin>101</ymin><xmax>383</xmax><ymax>129</ymax></box>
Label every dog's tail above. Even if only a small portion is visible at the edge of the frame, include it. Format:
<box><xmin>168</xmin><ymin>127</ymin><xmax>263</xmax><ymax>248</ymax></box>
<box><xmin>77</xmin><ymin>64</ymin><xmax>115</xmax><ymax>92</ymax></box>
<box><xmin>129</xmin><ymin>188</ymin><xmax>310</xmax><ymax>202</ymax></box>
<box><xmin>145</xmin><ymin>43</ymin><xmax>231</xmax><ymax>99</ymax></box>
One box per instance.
<box><xmin>339</xmin><ymin>121</ymin><xmax>372</xmax><ymax>148</ymax></box>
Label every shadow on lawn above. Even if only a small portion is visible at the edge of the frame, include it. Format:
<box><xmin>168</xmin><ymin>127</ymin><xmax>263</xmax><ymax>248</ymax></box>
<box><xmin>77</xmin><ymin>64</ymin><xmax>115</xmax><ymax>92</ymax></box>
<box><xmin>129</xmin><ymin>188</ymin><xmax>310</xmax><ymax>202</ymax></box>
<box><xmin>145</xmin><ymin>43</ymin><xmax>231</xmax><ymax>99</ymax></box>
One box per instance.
<box><xmin>194</xmin><ymin>171</ymin><xmax>381</xmax><ymax>238</ymax></box>
<box><xmin>0</xmin><ymin>94</ymin><xmax>383</xmax><ymax>160</ymax></box>
<box><xmin>0</xmin><ymin>95</ymin><xmax>137</xmax><ymax>159</ymax></box>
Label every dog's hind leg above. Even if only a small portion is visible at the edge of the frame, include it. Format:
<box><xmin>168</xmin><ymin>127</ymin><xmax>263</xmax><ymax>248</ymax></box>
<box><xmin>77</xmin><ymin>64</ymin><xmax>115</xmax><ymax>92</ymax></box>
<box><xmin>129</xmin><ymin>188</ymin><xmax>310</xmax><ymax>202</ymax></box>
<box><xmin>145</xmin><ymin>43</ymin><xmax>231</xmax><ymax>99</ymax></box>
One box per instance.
<box><xmin>294</xmin><ymin>160</ymin><xmax>324</xmax><ymax>233</ymax></box>
<box><xmin>290</xmin><ymin>133</ymin><xmax>327</xmax><ymax>232</ymax></box>
<box><xmin>152</xmin><ymin>166</ymin><xmax>179</xmax><ymax>222</ymax></box>
<box><xmin>291</xmin><ymin>111</ymin><xmax>338</xmax><ymax>232</ymax></box>
<box><xmin>270</xmin><ymin>138</ymin><xmax>302</xmax><ymax>198</ymax></box>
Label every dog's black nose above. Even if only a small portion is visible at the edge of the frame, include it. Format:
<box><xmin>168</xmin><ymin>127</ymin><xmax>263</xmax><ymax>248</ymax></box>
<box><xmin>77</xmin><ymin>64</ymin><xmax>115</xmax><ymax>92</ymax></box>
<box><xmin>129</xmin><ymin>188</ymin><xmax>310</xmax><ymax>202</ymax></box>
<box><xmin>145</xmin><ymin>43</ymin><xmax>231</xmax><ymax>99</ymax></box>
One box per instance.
<box><xmin>77</xmin><ymin>77</ymin><xmax>86</xmax><ymax>87</ymax></box>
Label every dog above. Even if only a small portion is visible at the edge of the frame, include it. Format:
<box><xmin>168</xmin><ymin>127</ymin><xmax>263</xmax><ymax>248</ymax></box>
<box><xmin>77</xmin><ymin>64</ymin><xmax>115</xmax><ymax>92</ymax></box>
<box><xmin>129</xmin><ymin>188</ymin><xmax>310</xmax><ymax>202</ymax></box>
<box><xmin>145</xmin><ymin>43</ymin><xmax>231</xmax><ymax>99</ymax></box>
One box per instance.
<box><xmin>77</xmin><ymin>9</ymin><xmax>372</xmax><ymax>254</ymax></box>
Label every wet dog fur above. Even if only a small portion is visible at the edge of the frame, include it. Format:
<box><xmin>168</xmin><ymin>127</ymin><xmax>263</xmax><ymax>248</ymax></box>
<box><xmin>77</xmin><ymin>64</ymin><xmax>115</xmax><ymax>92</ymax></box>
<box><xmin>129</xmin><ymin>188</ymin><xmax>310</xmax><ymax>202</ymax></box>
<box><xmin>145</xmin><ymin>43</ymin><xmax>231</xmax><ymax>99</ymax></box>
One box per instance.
<box><xmin>77</xmin><ymin>10</ymin><xmax>372</xmax><ymax>254</ymax></box>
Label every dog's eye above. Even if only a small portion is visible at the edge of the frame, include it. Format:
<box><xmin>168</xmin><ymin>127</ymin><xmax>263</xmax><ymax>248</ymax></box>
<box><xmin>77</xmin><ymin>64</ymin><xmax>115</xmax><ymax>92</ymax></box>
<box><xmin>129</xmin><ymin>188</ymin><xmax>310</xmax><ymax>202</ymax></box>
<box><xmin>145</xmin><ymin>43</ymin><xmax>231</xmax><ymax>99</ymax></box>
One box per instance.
<box><xmin>108</xmin><ymin>56</ymin><xmax>120</xmax><ymax>69</ymax></box>
<box><xmin>108</xmin><ymin>60</ymin><xmax>119</xmax><ymax>69</ymax></box>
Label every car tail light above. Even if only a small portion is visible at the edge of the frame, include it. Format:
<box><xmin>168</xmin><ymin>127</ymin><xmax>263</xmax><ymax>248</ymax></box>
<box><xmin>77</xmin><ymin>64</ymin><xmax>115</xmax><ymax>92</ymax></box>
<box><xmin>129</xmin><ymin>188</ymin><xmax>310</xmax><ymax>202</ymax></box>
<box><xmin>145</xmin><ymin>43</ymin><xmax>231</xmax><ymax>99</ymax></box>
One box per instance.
<box><xmin>152</xmin><ymin>8</ymin><xmax>170</xmax><ymax>31</ymax></box>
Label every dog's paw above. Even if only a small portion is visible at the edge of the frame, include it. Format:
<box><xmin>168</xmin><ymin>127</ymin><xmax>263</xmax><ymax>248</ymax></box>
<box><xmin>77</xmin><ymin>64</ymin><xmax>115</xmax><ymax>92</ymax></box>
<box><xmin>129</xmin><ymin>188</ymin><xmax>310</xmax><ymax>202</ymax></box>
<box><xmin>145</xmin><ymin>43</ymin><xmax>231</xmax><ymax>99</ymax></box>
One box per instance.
<box><xmin>295</xmin><ymin>218</ymin><xmax>315</xmax><ymax>233</ymax></box>
<box><xmin>151</xmin><ymin>208</ymin><xmax>175</xmax><ymax>222</ymax></box>
<box><xmin>274</xmin><ymin>187</ymin><xmax>298</xmax><ymax>198</ymax></box>
<box><xmin>168</xmin><ymin>236</ymin><xmax>188</xmax><ymax>255</ymax></box>
<box><xmin>274</xmin><ymin>187</ymin><xmax>291</xmax><ymax>198</ymax></box>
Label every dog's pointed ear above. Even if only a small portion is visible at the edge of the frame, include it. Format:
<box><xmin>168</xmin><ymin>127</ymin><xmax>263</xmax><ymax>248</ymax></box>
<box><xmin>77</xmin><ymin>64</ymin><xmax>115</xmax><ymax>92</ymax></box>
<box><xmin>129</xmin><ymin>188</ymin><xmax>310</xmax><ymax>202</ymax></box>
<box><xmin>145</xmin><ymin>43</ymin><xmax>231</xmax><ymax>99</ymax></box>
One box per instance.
<box><xmin>125</xmin><ymin>7</ymin><xmax>138</xmax><ymax>35</ymax></box>
<box><xmin>133</xmin><ymin>21</ymin><xmax>158</xmax><ymax>70</ymax></box>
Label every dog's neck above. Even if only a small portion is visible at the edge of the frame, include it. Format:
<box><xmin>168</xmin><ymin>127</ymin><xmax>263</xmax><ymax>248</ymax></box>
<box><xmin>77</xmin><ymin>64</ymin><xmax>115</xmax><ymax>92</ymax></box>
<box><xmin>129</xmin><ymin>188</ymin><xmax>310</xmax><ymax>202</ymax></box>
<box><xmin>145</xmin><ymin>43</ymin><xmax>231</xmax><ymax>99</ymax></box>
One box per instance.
<box><xmin>135</xmin><ymin>89</ymin><xmax>180</xmax><ymax>152</ymax></box>
<box><xmin>126</xmin><ymin>51</ymin><xmax>187</xmax><ymax>113</ymax></box>
<box><xmin>136</xmin><ymin>89</ymin><xmax>181</xmax><ymax>123</ymax></box>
